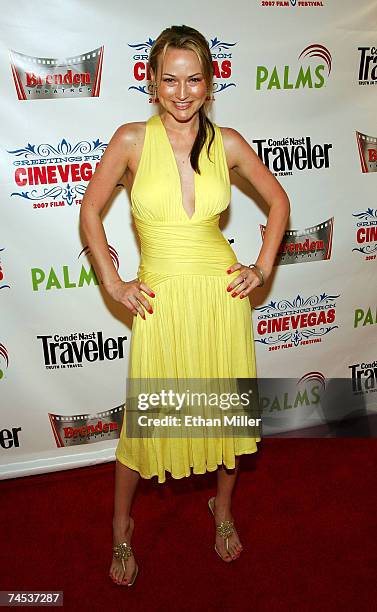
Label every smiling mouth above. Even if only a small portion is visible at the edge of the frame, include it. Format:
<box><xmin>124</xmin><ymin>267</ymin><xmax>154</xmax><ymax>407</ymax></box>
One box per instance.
<box><xmin>173</xmin><ymin>101</ymin><xmax>192</xmax><ymax>109</ymax></box>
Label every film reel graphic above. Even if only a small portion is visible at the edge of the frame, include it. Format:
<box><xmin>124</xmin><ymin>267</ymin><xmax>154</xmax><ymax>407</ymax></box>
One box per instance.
<box><xmin>356</xmin><ymin>131</ymin><xmax>377</xmax><ymax>173</ymax></box>
<box><xmin>48</xmin><ymin>404</ymin><xmax>124</xmax><ymax>448</ymax></box>
<box><xmin>260</xmin><ymin>217</ymin><xmax>334</xmax><ymax>265</ymax></box>
<box><xmin>9</xmin><ymin>46</ymin><xmax>104</xmax><ymax>100</ymax></box>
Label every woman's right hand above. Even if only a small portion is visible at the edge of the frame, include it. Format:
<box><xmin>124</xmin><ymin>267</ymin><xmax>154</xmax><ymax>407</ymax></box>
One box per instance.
<box><xmin>105</xmin><ymin>278</ymin><xmax>155</xmax><ymax>320</ymax></box>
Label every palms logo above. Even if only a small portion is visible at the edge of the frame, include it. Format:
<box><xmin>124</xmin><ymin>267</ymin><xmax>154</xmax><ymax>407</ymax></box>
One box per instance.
<box><xmin>256</xmin><ymin>43</ymin><xmax>332</xmax><ymax>90</ymax></box>
<box><xmin>0</xmin><ymin>343</ymin><xmax>9</xmax><ymax>380</ymax></box>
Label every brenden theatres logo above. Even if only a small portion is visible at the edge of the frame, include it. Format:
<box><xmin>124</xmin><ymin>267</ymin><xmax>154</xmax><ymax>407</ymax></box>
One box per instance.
<box><xmin>31</xmin><ymin>244</ymin><xmax>119</xmax><ymax>291</ymax></box>
<box><xmin>261</xmin><ymin>1</ymin><xmax>324</xmax><ymax>7</ymax></box>
<box><xmin>0</xmin><ymin>248</ymin><xmax>11</xmax><ymax>291</ymax></box>
<box><xmin>128</xmin><ymin>36</ymin><xmax>236</xmax><ymax>99</ymax></box>
<box><xmin>7</xmin><ymin>138</ymin><xmax>107</xmax><ymax>210</ymax></box>
<box><xmin>356</xmin><ymin>131</ymin><xmax>377</xmax><ymax>173</ymax></box>
<box><xmin>9</xmin><ymin>46</ymin><xmax>104</xmax><ymax>100</ymax></box>
<box><xmin>38</xmin><ymin>331</ymin><xmax>127</xmax><ymax>369</ymax></box>
<box><xmin>352</xmin><ymin>207</ymin><xmax>377</xmax><ymax>260</ymax></box>
<box><xmin>254</xmin><ymin>292</ymin><xmax>339</xmax><ymax>350</ymax></box>
<box><xmin>0</xmin><ymin>342</ymin><xmax>9</xmax><ymax>381</ymax></box>
<box><xmin>49</xmin><ymin>405</ymin><xmax>124</xmax><ymax>447</ymax></box>
<box><xmin>256</xmin><ymin>44</ymin><xmax>331</xmax><ymax>90</ymax></box>
<box><xmin>260</xmin><ymin>217</ymin><xmax>333</xmax><ymax>265</ymax></box>
<box><xmin>358</xmin><ymin>47</ymin><xmax>377</xmax><ymax>85</ymax></box>
<box><xmin>253</xmin><ymin>136</ymin><xmax>332</xmax><ymax>176</ymax></box>
<box><xmin>349</xmin><ymin>361</ymin><xmax>377</xmax><ymax>395</ymax></box>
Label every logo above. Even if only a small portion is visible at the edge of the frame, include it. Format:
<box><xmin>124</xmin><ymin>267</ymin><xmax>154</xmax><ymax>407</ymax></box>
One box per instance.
<box><xmin>260</xmin><ymin>217</ymin><xmax>333</xmax><ymax>265</ymax></box>
<box><xmin>38</xmin><ymin>331</ymin><xmax>127</xmax><ymax>369</ymax></box>
<box><xmin>356</xmin><ymin>131</ymin><xmax>377</xmax><ymax>173</ymax></box>
<box><xmin>253</xmin><ymin>135</ymin><xmax>332</xmax><ymax>176</ymax></box>
<box><xmin>30</xmin><ymin>245</ymin><xmax>119</xmax><ymax>291</ymax></box>
<box><xmin>0</xmin><ymin>248</ymin><xmax>11</xmax><ymax>290</ymax></box>
<box><xmin>358</xmin><ymin>47</ymin><xmax>377</xmax><ymax>85</ymax></box>
<box><xmin>9</xmin><ymin>46</ymin><xmax>104</xmax><ymax>100</ymax></box>
<box><xmin>256</xmin><ymin>44</ymin><xmax>331</xmax><ymax>90</ymax></box>
<box><xmin>49</xmin><ymin>405</ymin><xmax>124</xmax><ymax>447</ymax></box>
<box><xmin>0</xmin><ymin>342</ymin><xmax>9</xmax><ymax>380</ymax></box>
<box><xmin>254</xmin><ymin>292</ymin><xmax>340</xmax><ymax>350</ymax></box>
<box><xmin>349</xmin><ymin>361</ymin><xmax>377</xmax><ymax>395</ymax></box>
<box><xmin>0</xmin><ymin>426</ymin><xmax>22</xmax><ymax>449</ymax></box>
<box><xmin>352</xmin><ymin>207</ymin><xmax>377</xmax><ymax>260</ymax></box>
<box><xmin>259</xmin><ymin>371</ymin><xmax>325</xmax><ymax>414</ymax></box>
<box><xmin>7</xmin><ymin>138</ymin><xmax>107</xmax><ymax>210</ymax></box>
<box><xmin>128</xmin><ymin>36</ymin><xmax>236</xmax><ymax>99</ymax></box>
<box><xmin>354</xmin><ymin>305</ymin><xmax>377</xmax><ymax>328</ymax></box>
<box><xmin>261</xmin><ymin>1</ymin><xmax>324</xmax><ymax>7</ymax></box>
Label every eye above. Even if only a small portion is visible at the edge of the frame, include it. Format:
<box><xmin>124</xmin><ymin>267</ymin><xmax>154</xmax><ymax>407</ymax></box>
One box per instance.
<box><xmin>190</xmin><ymin>77</ymin><xmax>201</xmax><ymax>82</ymax></box>
<box><xmin>163</xmin><ymin>77</ymin><xmax>175</xmax><ymax>83</ymax></box>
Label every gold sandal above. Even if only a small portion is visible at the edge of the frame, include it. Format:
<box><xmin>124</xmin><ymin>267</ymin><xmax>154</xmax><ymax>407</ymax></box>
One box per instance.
<box><xmin>112</xmin><ymin>542</ymin><xmax>139</xmax><ymax>586</ymax></box>
<box><xmin>208</xmin><ymin>496</ymin><xmax>236</xmax><ymax>561</ymax></box>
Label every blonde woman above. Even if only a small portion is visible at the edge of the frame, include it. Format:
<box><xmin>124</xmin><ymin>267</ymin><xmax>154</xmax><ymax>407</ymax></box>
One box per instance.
<box><xmin>80</xmin><ymin>24</ymin><xmax>290</xmax><ymax>586</ymax></box>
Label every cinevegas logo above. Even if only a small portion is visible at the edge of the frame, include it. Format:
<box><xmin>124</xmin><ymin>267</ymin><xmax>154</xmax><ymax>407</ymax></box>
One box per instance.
<box><xmin>254</xmin><ymin>292</ymin><xmax>339</xmax><ymax>350</ymax></box>
<box><xmin>256</xmin><ymin>44</ymin><xmax>331</xmax><ymax>90</ymax></box>
<box><xmin>9</xmin><ymin>46</ymin><xmax>104</xmax><ymax>100</ymax></box>
<box><xmin>358</xmin><ymin>47</ymin><xmax>377</xmax><ymax>85</ymax></box>
<box><xmin>38</xmin><ymin>331</ymin><xmax>127</xmax><ymax>369</ymax></box>
<box><xmin>356</xmin><ymin>131</ymin><xmax>377</xmax><ymax>173</ymax></box>
<box><xmin>253</xmin><ymin>136</ymin><xmax>332</xmax><ymax>175</ymax></box>
<box><xmin>0</xmin><ymin>342</ymin><xmax>9</xmax><ymax>381</ymax></box>
<box><xmin>260</xmin><ymin>217</ymin><xmax>333</xmax><ymax>265</ymax></box>
<box><xmin>31</xmin><ymin>245</ymin><xmax>119</xmax><ymax>291</ymax></box>
<box><xmin>0</xmin><ymin>248</ymin><xmax>11</xmax><ymax>291</ymax></box>
<box><xmin>129</xmin><ymin>36</ymin><xmax>236</xmax><ymax>99</ymax></box>
<box><xmin>260</xmin><ymin>1</ymin><xmax>324</xmax><ymax>7</ymax></box>
<box><xmin>49</xmin><ymin>405</ymin><xmax>124</xmax><ymax>448</ymax></box>
<box><xmin>7</xmin><ymin>138</ymin><xmax>106</xmax><ymax>210</ymax></box>
<box><xmin>352</xmin><ymin>207</ymin><xmax>377</xmax><ymax>259</ymax></box>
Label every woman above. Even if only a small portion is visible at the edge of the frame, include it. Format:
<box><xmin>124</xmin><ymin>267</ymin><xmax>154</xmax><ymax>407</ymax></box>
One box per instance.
<box><xmin>80</xmin><ymin>25</ymin><xmax>290</xmax><ymax>586</ymax></box>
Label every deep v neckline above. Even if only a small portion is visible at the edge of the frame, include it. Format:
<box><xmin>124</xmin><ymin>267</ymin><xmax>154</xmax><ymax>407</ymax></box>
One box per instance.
<box><xmin>158</xmin><ymin>114</ymin><xmax>197</xmax><ymax>221</ymax></box>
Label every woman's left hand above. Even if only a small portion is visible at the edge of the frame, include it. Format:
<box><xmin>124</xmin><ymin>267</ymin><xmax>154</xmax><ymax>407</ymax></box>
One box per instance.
<box><xmin>226</xmin><ymin>262</ymin><xmax>265</xmax><ymax>299</ymax></box>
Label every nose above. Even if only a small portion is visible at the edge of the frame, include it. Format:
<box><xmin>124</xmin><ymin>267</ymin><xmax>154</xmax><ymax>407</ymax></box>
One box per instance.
<box><xmin>176</xmin><ymin>81</ymin><xmax>189</xmax><ymax>100</ymax></box>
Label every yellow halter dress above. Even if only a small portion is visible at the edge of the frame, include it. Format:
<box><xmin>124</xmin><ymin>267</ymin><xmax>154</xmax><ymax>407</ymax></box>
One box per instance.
<box><xmin>115</xmin><ymin>114</ymin><xmax>260</xmax><ymax>483</ymax></box>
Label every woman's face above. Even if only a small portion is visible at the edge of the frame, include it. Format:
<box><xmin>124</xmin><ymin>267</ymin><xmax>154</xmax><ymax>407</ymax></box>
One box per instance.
<box><xmin>152</xmin><ymin>47</ymin><xmax>208</xmax><ymax>123</ymax></box>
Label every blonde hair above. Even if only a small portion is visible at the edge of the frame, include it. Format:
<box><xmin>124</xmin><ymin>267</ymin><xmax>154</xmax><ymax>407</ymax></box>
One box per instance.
<box><xmin>149</xmin><ymin>25</ymin><xmax>215</xmax><ymax>174</ymax></box>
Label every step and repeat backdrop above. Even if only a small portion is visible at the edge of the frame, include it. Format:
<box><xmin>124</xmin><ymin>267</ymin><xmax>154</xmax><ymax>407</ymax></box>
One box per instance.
<box><xmin>1</xmin><ymin>0</ymin><xmax>376</xmax><ymax>478</ymax></box>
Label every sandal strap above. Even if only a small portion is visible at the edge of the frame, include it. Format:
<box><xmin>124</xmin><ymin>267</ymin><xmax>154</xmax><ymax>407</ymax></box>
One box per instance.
<box><xmin>216</xmin><ymin>520</ymin><xmax>235</xmax><ymax>539</ymax></box>
<box><xmin>113</xmin><ymin>542</ymin><xmax>133</xmax><ymax>562</ymax></box>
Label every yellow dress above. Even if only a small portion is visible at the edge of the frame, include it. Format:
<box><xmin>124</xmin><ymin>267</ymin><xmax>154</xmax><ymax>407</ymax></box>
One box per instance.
<box><xmin>115</xmin><ymin>114</ymin><xmax>261</xmax><ymax>483</ymax></box>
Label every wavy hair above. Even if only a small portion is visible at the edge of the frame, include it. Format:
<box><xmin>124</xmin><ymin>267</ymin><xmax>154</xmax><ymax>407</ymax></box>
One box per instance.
<box><xmin>148</xmin><ymin>25</ymin><xmax>215</xmax><ymax>174</ymax></box>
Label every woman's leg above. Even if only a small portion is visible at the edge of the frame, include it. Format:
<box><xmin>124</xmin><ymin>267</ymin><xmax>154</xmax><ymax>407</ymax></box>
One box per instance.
<box><xmin>109</xmin><ymin>460</ymin><xmax>140</xmax><ymax>585</ymax></box>
<box><xmin>213</xmin><ymin>456</ymin><xmax>243</xmax><ymax>561</ymax></box>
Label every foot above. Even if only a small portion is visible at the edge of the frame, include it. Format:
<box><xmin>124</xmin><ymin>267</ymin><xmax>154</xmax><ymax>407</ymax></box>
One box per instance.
<box><xmin>212</xmin><ymin>497</ymin><xmax>243</xmax><ymax>562</ymax></box>
<box><xmin>109</xmin><ymin>517</ymin><xmax>137</xmax><ymax>586</ymax></box>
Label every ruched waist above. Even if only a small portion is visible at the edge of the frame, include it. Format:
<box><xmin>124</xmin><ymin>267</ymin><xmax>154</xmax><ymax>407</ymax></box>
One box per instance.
<box><xmin>134</xmin><ymin>214</ymin><xmax>237</xmax><ymax>277</ymax></box>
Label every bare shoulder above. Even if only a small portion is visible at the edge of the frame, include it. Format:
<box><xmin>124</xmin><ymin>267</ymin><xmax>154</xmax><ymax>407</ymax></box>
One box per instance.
<box><xmin>110</xmin><ymin>121</ymin><xmax>146</xmax><ymax>149</ymax></box>
<box><xmin>218</xmin><ymin>126</ymin><xmax>252</xmax><ymax>169</ymax></box>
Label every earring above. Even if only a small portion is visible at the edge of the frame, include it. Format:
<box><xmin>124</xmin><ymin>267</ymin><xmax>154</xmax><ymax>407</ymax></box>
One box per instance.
<box><xmin>149</xmin><ymin>83</ymin><xmax>159</xmax><ymax>104</ymax></box>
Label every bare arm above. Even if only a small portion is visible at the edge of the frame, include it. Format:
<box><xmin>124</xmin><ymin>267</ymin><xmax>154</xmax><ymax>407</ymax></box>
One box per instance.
<box><xmin>79</xmin><ymin>124</ymin><xmax>132</xmax><ymax>289</ymax></box>
<box><xmin>221</xmin><ymin>127</ymin><xmax>290</xmax><ymax>292</ymax></box>
<box><xmin>79</xmin><ymin>123</ymin><xmax>154</xmax><ymax>319</ymax></box>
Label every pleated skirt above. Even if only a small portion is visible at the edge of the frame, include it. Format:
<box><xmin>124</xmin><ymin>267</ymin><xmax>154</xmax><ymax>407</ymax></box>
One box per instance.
<box><xmin>115</xmin><ymin>274</ymin><xmax>261</xmax><ymax>483</ymax></box>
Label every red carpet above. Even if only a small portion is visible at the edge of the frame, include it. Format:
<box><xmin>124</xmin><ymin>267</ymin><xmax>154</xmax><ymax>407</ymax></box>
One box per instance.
<box><xmin>1</xmin><ymin>439</ymin><xmax>376</xmax><ymax>611</ymax></box>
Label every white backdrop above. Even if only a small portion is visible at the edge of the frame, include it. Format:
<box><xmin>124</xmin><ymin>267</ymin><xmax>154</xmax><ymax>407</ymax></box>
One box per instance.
<box><xmin>1</xmin><ymin>0</ymin><xmax>376</xmax><ymax>478</ymax></box>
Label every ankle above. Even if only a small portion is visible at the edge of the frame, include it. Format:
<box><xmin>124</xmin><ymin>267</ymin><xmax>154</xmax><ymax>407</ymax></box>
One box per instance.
<box><xmin>113</xmin><ymin>516</ymin><xmax>131</xmax><ymax>533</ymax></box>
<box><xmin>214</xmin><ymin>495</ymin><xmax>232</xmax><ymax>512</ymax></box>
